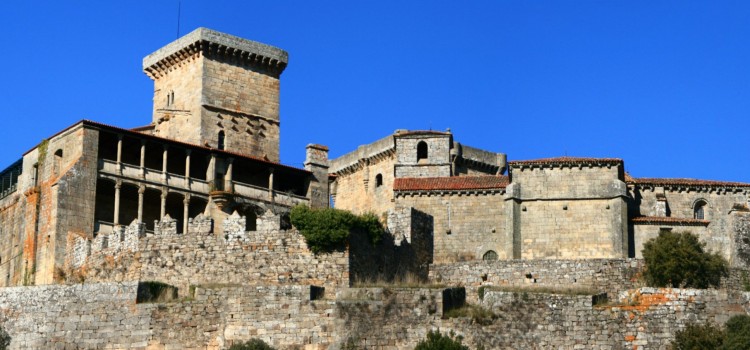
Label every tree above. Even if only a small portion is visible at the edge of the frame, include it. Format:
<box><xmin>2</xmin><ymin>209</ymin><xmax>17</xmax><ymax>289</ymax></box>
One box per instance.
<box><xmin>671</xmin><ymin>322</ymin><xmax>724</xmax><ymax>350</ymax></box>
<box><xmin>721</xmin><ymin>315</ymin><xmax>750</xmax><ymax>350</ymax></box>
<box><xmin>642</xmin><ymin>231</ymin><xmax>728</xmax><ymax>288</ymax></box>
<box><xmin>414</xmin><ymin>330</ymin><xmax>470</xmax><ymax>350</ymax></box>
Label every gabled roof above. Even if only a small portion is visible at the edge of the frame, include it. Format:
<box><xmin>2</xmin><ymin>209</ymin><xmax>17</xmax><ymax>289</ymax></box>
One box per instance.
<box><xmin>24</xmin><ymin>119</ymin><xmax>311</xmax><ymax>175</ymax></box>
<box><xmin>394</xmin><ymin>175</ymin><xmax>508</xmax><ymax>191</ymax></box>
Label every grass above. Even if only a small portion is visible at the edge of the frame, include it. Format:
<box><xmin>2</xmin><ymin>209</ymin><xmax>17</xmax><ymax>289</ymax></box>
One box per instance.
<box><xmin>352</xmin><ymin>272</ymin><xmax>445</xmax><ymax>289</ymax></box>
<box><xmin>480</xmin><ymin>285</ymin><xmax>598</xmax><ymax>296</ymax></box>
<box><xmin>443</xmin><ymin>304</ymin><xmax>498</xmax><ymax>325</ymax></box>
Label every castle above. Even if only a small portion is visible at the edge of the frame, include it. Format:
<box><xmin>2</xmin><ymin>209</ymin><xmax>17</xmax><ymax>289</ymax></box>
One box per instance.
<box><xmin>0</xmin><ymin>28</ymin><xmax>749</xmax><ymax>349</ymax></box>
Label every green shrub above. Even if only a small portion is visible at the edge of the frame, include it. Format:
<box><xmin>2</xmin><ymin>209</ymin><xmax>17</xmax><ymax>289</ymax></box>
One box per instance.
<box><xmin>721</xmin><ymin>315</ymin><xmax>750</xmax><ymax>350</ymax></box>
<box><xmin>671</xmin><ymin>321</ymin><xmax>724</xmax><ymax>350</ymax></box>
<box><xmin>290</xmin><ymin>205</ymin><xmax>383</xmax><ymax>253</ymax></box>
<box><xmin>0</xmin><ymin>325</ymin><xmax>9</xmax><ymax>350</ymax></box>
<box><xmin>642</xmin><ymin>231</ymin><xmax>728</xmax><ymax>288</ymax></box>
<box><xmin>414</xmin><ymin>330</ymin><xmax>470</xmax><ymax>350</ymax></box>
<box><xmin>228</xmin><ymin>338</ymin><xmax>276</xmax><ymax>350</ymax></box>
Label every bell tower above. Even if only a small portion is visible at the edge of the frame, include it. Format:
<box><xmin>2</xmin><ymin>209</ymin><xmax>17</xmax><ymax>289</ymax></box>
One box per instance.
<box><xmin>143</xmin><ymin>28</ymin><xmax>288</xmax><ymax>161</ymax></box>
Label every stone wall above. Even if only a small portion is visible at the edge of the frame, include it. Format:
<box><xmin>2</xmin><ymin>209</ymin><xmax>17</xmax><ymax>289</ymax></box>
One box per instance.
<box><xmin>507</xmin><ymin>164</ymin><xmax>629</xmax><ymax>259</ymax></box>
<box><xmin>630</xmin><ymin>186</ymin><xmax>750</xmax><ymax>264</ymax></box>
<box><xmin>395</xmin><ymin>191</ymin><xmax>507</xmax><ymax>263</ymax></box>
<box><xmin>0</xmin><ymin>282</ymin><xmax>336</xmax><ymax>349</ymax></box>
<box><xmin>394</xmin><ymin>133</ymin><xmax>451</xmax><ymax>178</ymax></box>
<box><xmin>349</xmin><ymin>207</ymin><xmax>434</xmax><ymax>284</ymax></box>
<box><xmin>331</xmin><ymin>153</ymin><xmax>396</xmax><ymax>215</ymax></box>
<box><xmin>430</xmin><ymin>259</ymin><xmax>644</xmax><ymax>304</ymax></box>
<box><xmin>78</xmin><ymin>212</ymin><xmax>349</xmax><ymax>294</ymax></box>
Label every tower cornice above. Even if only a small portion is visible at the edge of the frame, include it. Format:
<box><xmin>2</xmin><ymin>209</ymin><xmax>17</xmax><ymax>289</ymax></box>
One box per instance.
<box><xmin>143</xmin><ymin>27</ymin><xmax>288</xmax><ymax>79</ymax></box>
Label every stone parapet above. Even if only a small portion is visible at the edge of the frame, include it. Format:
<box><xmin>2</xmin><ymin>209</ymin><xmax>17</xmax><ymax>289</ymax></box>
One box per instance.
<box><xmin>143</xmin><ymin>27</ymin><xmax>288</xmax><ymax>78</ymax></box>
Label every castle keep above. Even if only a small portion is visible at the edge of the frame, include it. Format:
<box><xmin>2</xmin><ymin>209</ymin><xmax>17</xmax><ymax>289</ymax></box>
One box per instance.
<box><xmin>0</xmin><ymin>28</ymin><xmax>749</xmax><ymax>349</ymax></box>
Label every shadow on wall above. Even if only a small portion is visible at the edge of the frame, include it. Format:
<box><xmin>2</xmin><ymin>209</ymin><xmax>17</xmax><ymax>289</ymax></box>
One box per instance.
<box><xmin>349</xmin><ymin>208</ymin><xmax>434</xmax><ymax>285</ymax></box>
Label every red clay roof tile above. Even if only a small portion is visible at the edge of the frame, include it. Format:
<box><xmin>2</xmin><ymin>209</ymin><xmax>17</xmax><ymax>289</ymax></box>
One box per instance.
<box><xmin>628</xmin><ymin>177</ymin><xmax>750</xmax><ymax>188</ymax></box>
<box><xmin>394</xmin><ymin>176</ymin><xmax>509</xmax><ymax>191</ymax></box>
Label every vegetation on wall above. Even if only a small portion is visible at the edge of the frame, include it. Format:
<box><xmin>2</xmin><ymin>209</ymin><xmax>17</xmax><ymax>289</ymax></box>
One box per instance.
<box><xmin>228</xmin><ymin>339</ymin><xmax>276</xmax><ymax>350</ymax></box>
<box><xmin>0</xmin><ymin>325</ymin><xmax>9</xmax><ymax>350</ymax></box>
<box><xmin>670</xmin><ymin>315</ymin><xmax>750</xmax><ymax>350</ymax></box>
<box><xmin>642</xmin><ymin>231</ymin><xmax>728</xmax><ymax>288</ymax></box>
<box><xmin>414</xmin><ymin>330</ymin><xmax>470</xmax><ymax>350</ymax></box>
<box><xmin>290</xmin><ymin>205</ymin><xmax>383</xmax><ymax>253</ymax></box>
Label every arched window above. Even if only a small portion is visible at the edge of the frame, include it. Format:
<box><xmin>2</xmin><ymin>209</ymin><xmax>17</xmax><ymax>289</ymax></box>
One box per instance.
<box><xmin>375</xmin><ymin>174</ymin><xmax>383</xmax><ymax>187</ymax></box>
<box><xmin>417</xmin><ymin>141</ymin><xmax>428</xmax><ymax>162</ymax></box>
<box><xmin>218</xmin><ymin>131</ymin><xmax>225</xmax><ymax>150</ymax></box>
<box><xmin>54</xmin><ymin>149</ymin><xmax>63</xmax><ymax>176</ymax></box>
<box><xmin>483</xmin><ymin>250</ymin><xmax>498</xmax><ymax>261</ymax></box>
<box><xmin>694</xmin><ymin>200</ymin><xmax>707</xmax><ymax>220</ymax></box>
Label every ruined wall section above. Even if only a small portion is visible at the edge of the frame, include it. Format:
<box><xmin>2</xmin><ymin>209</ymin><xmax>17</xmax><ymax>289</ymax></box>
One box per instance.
<box><xmin>508</xmin><ymin>163</ymin><xmax>628</xmax><ymax>259</ymax></box>
<box><xmin>78</xmin><ymin>212</ymin><xmax>349</xmax><ymax>293</ymax></box>
<box><xmin>430</xmin><ymin>259</ymin><xmax>643</xmax><ymax>304</ymax></box>
<box><xmin>395</xmin><ymin>191</ymin><xmax>507</xmax><ymax>263</ymax></box>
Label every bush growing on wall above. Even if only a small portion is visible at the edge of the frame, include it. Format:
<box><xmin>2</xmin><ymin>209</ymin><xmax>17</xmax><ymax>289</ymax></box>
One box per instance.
<box><xmin>642</xmin><ymin>231</ymin><xmax>728</xmax><ymax>288</ymax></box>
<box><xmin>671</xmin><ymin>321</ymin><xmax>725</xmax><ymax>349</ymax></box>
<box><xmin>670</xmin><ymin>315</ymin><xmax>750</xmax><ymax>350</ymax></box>
<box><xmin>290</xmin><ymin>205</ymin><xmax>383</xmax><ymax>253</ymax></box>
<box><xmin>228</xmin><ymin>339</ymin><xmax>276</xmax><ymax>350</ymax></box>
<box><xmin>414</xmin><ymin>330</ymin><xmax>470</xmax><ymax>350</ymax></box>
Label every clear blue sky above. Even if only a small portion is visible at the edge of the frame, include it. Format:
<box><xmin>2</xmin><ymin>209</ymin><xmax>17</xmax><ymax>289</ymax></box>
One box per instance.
<box><xmin>1</xmin><ymin>1</ymin><xmax>748</xmax><ymax>182</ymax></box>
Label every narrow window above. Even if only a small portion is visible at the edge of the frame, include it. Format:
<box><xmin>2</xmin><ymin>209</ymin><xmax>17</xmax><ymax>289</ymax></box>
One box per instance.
<box><xmin>218</xmin><ymin>131</ymin><xmax>225</xmax><ymax>150</ymax></box>
<box><xmin>483</xmin><ymin>250</ymin><xmax>498</xmax><ymax>261</ymax></box>
<box><xmin>694</xmin><ymin>201</ymin><xmax>707</xmax><ymax>220</ymax></box>
<box><xmin>32</xmin><ymin>163</ymin><xmax>39</xmax><ymax>185</ymax></box>
<box><xmin>54</xmin><ymin>149</ymin><xmax>63</xmax><ymax>176</ymax></box>
<box><xmin>375</xmin><ymin>174</ymin><xmax>383</xmax><ymax>187</ymax></box>
<box><xmin>417</xmin><ymin>141</ymin><xmax>428</xmax><ymax>162</ymax></box>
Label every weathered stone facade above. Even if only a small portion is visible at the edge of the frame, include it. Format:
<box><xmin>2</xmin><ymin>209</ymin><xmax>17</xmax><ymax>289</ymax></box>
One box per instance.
<box><xmin>1</xmin><ymin>27</ymin><xmax>750</xmax><ymax>349</ymax></box>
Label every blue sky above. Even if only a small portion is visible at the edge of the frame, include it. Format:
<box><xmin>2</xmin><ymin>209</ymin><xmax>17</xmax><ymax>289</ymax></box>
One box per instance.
<box><xmin>0</xmin><ymin>1</ymin><xmax>748</xmax><ymax>182</ymax></box>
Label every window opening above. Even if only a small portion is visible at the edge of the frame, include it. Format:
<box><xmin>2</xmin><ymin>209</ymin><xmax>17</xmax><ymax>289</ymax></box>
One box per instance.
<box><xmin>482</xmin><ymin>250</ymin><xmax>498</xmax><ymax>261</ymax></box>
<box><xmin>218</xmin><ymin>131</ymin><xmax>225</xmax><ymax>150</ymax></box>
<box><xmin>375</xmin><ymin>174</ymin><xmax>383</xmax><ymax>187</ymax></box>
<box><xmin>417</xmin><ymin>141</ymin><xmax>428</xmax><ymax>162</ymax></box>
<box><xmin>54</xmin><ymin>149</ymin><xmax>63</xmax><ymax>176</ymax></box>
<box><xmin>694</xmin><ymin>201</ymin><xmax>706</xmax><ymax>220</ymax></box>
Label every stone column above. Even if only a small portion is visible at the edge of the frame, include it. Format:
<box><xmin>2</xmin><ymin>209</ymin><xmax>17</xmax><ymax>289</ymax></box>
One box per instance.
<box><xmin>183</xmin><ymin>194</ymin><xmax>190</xmax><ymax>234</ymax></box>
<box><xmin>114</xmin><ymin>181</ymin><xmax>122</xmax><ymax>225</ymax></box>
<box><xmin>160</xmin><ymin>189</ymin><xmax>167</xmax><ymax>219</ymax></box>
<box><xmin>208</xmin><ymin>154</ymin><xmax>216</xmax><ymax>190</ymax></box>
<box><xmin>225</xmin><ymin>158</ymin><xmax>234</xmax><ymax>193</ymax></box>
<box><xmin>116</xmin><ymin>134</ymin><xmax>123</xmax><ymax>175</ymax></box>
<box><xmin>139</xmin><ymin>140</ymin><xmax>146</xmax><ymax>179</ymax></box>
<box><xmin>162</xmin><ymin>145</ymin><xmax>169</xmax><ymax>182</ymax></box>
<box><xmin>185</xmin><ymin>149</ymin><xmax>192</xmax><ymax>190</ymax></box>
<box><xmin>268</xmin><ymin>168</ymin><xmax>274</xmax><ymax>200</ymax></box>
<box><xmin>137</xmin><ymin>185</ymin><xmax>145</xmax><ymax>222</ymax></box>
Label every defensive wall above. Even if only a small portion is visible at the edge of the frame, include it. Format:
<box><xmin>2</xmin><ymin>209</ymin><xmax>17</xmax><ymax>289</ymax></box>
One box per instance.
<box><xmin>2</xmin><ymin>281</ymin><xmax>749</xmax><ymax>349</ymax></box>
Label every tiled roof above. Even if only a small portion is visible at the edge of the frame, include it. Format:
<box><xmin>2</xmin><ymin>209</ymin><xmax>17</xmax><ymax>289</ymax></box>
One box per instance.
<box><xmin>26</xmin><ymin>119</ymin><xmax>311</xmax><ymax>175</ymax></box>
<box><xmin>509</xmin><ymin>157</ymin><xmax>623</xmax><ymax>166</ymax></box>
<box><xmin>627</xmin><ymin>177</ymin><xmax>750</xmax><ymax>188</ymax></box>
<box><xmin>630</xmin><ymin>216</ymin><xmax>709</xmax><ymax>226</ymax></box>
<box><xmin>394</xmin><ymin>176</ymin><xmax>509</xmax><ymax>191</ymax></box>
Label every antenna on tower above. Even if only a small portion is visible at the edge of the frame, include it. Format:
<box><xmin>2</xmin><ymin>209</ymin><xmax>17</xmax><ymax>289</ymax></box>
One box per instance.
<box><xmin>176</xmin><ymin>1</ymin><xmax>181</xmax><ymax>38</ymax></box>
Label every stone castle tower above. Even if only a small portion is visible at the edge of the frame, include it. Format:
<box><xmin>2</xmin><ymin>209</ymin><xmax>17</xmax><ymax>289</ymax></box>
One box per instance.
<box><xmin>142</xmin><ymin>28</ymin><xmax>288</xmax><ymax>161</ymax></box>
